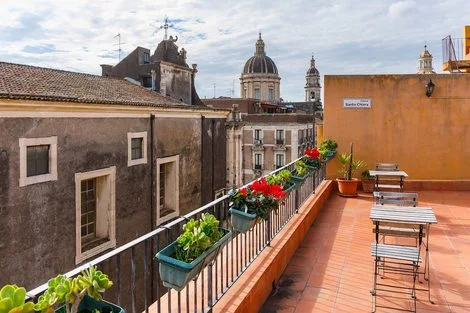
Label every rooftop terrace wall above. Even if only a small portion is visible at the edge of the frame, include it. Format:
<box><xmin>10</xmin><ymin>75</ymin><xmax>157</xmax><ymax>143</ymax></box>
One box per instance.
<box><xmin>324</xmin><ymin>74</ymin><xmax>470</xmax><ymax>180</ymax></box>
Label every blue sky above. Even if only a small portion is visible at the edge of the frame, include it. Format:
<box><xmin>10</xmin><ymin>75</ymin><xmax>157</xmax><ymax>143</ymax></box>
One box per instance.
<box><xmin>1</xmin><ymin>0</ymin><xmax>469</xmax><ymax>101</ymax></box>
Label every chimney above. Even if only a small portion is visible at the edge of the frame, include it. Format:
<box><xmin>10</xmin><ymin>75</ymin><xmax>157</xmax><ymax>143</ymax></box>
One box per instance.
<box><xmin>151</xmin><ymin>70</ymin><xmax>156</xmax><ymax>91</ymax></box>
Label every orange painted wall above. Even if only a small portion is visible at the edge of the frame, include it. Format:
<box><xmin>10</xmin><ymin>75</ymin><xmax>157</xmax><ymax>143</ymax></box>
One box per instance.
<box><xmin>324</xmin><ymin>74</ymin><xmax>470</xmax><ymax>180</ymax></box>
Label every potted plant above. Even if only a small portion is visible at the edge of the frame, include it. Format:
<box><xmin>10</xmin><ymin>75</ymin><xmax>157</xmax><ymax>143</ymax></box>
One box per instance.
<box><xmin>361</xmin><ymin>170</ymin><xmax>375</xmax><ymax>193</ymax></box>
<box><xmin>34</xmin><ymin>266</ymin><xmax>122</xmax><ymax>313</ymax></box>
<box><xmin>336</xmin><ymin>143</ymin><xmax>366</xmax><ymax>197</ymax></box>
<box><xmin>0</xmin><ymin>284</ymin><xmax>34</xmax><ymax>313</ymax></box>
<box><xmin>319</xmin><ymin>139</ymin><xmax>338</xmax><ymax>161</ymax></box>
<box><xmin>229</xmin><ymin>178</ymin><xmax>285</xmax><ymax>233</ymax></box>
<box><xmin>303</xmin><ymin>147</ymin><xmax>321</xmax><ymax>170</ymax></box>
<box><xmin>267</xmin><ymin>169</ymin><xmax>295</xmax><ymax>193</ymax></box>
<box><xmin>291</xmin><ymin>160</ymin><xmax>309</xmax><ymax>184</ymax></box>
<box><xmin>155</xmin><ymin>213</ymin><xmax>231</xmax><ymax>291</ymax></box>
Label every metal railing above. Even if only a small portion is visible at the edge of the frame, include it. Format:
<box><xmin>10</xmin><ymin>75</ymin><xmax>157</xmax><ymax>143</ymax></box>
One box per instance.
<box><xmin>27</xmin><ymin>158</ymin><xmax>327</xmax><ymax>313</ymax></box>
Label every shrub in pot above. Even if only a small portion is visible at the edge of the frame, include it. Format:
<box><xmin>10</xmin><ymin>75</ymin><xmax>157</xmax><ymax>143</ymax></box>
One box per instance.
<box><xmin>267</xmin><ymin>169</ymin><xmax>295</xmax><ymax>193</ymax></box>
<box><xmin>318</xmin><ymin>139</ymin><xmax>338</xmax><ymax>161</ymax></box>
<box><xmin>361</xmin><ymin>170</ymin><xmax>375</xmax><ymax>193</ymax></box>
<box><xmin>229</xmin><ymin>178</ymin><xmax>285</xmax><ymax>233</ymax></box>
<box><xmin>336</xmin><ymin>143</ymin><xmax>366</xmax><ymax>197</ymax></box>
<box><xmin>291</xmin><ymin>160</ymin><xmax>309</xmax><ymax>184</ymax></box>
<box><xmin>155</xmin><ymin>213</ymin><xmax>231</xmax><ymax>291</ymax></box>
<box><xmin>303</xmin><ymin>147</ymin><xmax>321</xmax><ymax>170</ymax></box>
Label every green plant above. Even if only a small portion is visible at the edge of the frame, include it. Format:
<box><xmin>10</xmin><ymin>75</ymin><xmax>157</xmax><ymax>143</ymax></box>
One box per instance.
<box><xmin>319</xmin><ymin>139</ymin><xmax>338</xmax><ymax>151</ymax></box>
<box><xmin>267</xmin><ymin>169</ymin><xmax>292</xmax><ymax>186</ymax></box>
<box><xmin>34</xmin><ymin>266</ymin><xmax>113</xmax><ymax>313</ymax></box>
<box><xmin>174</xmin><ymin>213</ymin><xmax>223</xmax><ymax>263</ymax></box>
<box><xmin>293</xmin><ymin>160</ymin><xmax>308</xmax><ymax>177</ymax></box>
<box><xmin>361</xmin><ymin>170</ymin><xmax>373</xmax><ymax>180</ymax></box>
<box><xmin>337</xmin><ymin>143</ymin><xmax>366</xmax><ymax>180</ymax></box>
<box><xmin>0</xmin><ymin>285</ymin><xmax>34</xmax><ymax>313</ymax></box>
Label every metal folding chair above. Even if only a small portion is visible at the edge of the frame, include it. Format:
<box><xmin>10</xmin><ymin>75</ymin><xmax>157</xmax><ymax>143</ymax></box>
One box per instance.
<box><xmin>371</xmin><ymin>221</ymin><xmax>424</xmax><ymax>313</ymax></box>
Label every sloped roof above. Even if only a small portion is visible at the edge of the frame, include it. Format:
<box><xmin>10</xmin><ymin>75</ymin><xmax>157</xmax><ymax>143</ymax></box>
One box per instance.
<box><xmin>0</xmin><ymin>62</ymin><xmax>185</xmax><ymax>107</ymax></box>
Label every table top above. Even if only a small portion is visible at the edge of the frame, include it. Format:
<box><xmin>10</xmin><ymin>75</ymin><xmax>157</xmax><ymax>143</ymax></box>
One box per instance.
<box><xmin>370</xmin><ymin>205</ymin><xmax>437</xmax><ymax>224</ymax></box>
<box><xmin>369</xmin><ymin>170</ymin><xmax>408</xmax><ymax>177</ymax></box>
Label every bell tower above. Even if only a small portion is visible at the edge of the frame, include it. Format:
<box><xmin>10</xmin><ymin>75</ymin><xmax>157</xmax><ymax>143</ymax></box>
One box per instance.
<box><xmin>305</xmin><ymin>54</ymin><xmax>321</xmax><ymax>102</ymax></box>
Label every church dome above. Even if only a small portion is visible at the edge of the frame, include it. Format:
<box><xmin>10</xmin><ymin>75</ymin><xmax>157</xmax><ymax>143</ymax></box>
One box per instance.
<box><xmin>242</xmin><ymin>33</ymin><xmax>278</xmax><ymax>74</ymax></box>
<box><xmin>306</xmin><ymin>55</ymin><xmax>319</xmax><ymax>76</ymax></box>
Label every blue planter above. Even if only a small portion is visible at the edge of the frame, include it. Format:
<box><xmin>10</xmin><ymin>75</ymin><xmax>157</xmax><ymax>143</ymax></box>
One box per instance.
<box><xmin>323</xmin><ymin>150</ymin><xmax>336</xmax><ymax>161</ymax></box>
<box><xmin>155</xmin><ymin>228</ymin><xmax>232</xmax><ymax>291</ymax></box>
<box><xmin>55</xmin><ymin>295</ymin><xmax>124</xmax><ymax>313</ymax></box>
<box><xmin>229</xmin><ymin>208</ymin><xmax>258</xmax><ymax>233</ymax></box>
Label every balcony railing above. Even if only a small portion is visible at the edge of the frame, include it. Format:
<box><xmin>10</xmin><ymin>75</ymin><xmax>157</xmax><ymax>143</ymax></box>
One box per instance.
<box><xmin>276</xmin><ymin>139</ymin><xmax>284</xmax><ymax>145</ymax></box>
<box><xmin>254</xmin><ymin>164</ymin><xmax>262</xmax><ymax>170</ymax></box>
<box><xmin>27</xmin><ymin>158</ymin><xmax>326</xmax><ymax>313</ymax></box>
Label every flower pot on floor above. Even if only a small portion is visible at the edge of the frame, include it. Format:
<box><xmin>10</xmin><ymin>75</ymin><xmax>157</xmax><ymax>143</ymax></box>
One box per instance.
<box><xmin>229</xmin><ymin>208</ymin><xmax>257</xmax><ymax>233</ymax></box>
<box><xmin>155</xmin><ymin>228</ymin><xmax>232</xmax><ymax>291</ymax></box>
<box><xmin>337</xmin><ymin>178</ymin><xmax>360</xmax><ymax>197</ymax></box>
<box><xmin>362</xmin><ymin>179</ymin><xmax>375</xmax><ymax>193</ymax></box>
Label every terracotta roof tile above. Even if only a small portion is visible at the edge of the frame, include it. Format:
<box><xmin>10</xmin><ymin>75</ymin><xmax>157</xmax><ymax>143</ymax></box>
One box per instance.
<box><xmin>0</xmin><ymin>62</ymin><xmax>185</xmax><ymax>107</ymax></box>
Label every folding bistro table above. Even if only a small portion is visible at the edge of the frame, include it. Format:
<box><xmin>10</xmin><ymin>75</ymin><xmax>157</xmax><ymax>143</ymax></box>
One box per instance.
<box><xmin>369</xmin><ymin>170</ymin><xmax>408</xmax><ymax>192</ymax></box>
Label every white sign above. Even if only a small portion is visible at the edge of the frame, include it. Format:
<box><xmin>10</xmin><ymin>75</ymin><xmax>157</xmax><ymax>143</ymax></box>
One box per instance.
<box><xmin>343</xmin><ymin>98</ymin><xmax>372</xmax><ymax>108</ymax></box>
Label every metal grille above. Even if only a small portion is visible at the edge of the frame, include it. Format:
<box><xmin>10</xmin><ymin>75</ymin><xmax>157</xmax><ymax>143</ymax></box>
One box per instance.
<box><xmin>80</xmin><ymin>178</ymin><xmax>96</xmax><ymax>242</ymax></box>
<box><xmin>159</xmin><ymin>164</ymin><xmax>166</xmax><ymax>212</ymax></box>
<box><xmin>26</xmin><ymin>145</ymin><xmax>49</xmax><ymax>177</ymax></box>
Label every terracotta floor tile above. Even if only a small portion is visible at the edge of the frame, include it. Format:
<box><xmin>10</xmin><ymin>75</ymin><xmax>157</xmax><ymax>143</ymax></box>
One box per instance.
<box><xmin>262</xmin><ymin>192</ymin><xmax>470</xmax><ymax>313</ymax></box>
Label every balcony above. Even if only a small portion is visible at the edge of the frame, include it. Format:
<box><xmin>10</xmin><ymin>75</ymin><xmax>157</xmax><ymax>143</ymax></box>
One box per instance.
<box><xmin>26</xmin><ymin>160</ymin><xmax>327</xmax><ymax>313</ymax></box>
<box><xmin>254</xmin><ymin>164</ymin><xmax>262</xmax><ymax>170</ymax></box>
<box><xmin>252</xmin><ymin>139</ymin><xmax>264</xmax><ymax>151</ymax></box>
<box><xmin>274</xmin><ymin>139</ymin><xmax>286</xmax><ymax>151</ymax></box>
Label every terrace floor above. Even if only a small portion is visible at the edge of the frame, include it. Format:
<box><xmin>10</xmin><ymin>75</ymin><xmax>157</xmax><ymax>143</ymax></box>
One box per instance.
<box><xmin>261</xmin><ymin>190</ymin><xmax>470</xmax><ymax>313</ymax></box>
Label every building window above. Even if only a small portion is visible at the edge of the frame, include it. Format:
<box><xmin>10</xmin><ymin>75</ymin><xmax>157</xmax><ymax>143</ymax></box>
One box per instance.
<box><xmin>276</xmin><ymin>129</ymin><xmax>284</xmax><ymax>144</ymax></box>
<box><xmin>75</xmin><ymin>166</ymin><xmax>116</xmax><ymax>264</ymax></box>
<box><xmin>142</xmin><ymin>77</ymin><xmax>152</xmax><ymax>88</ymax></box>
<box><xmin>244</xmin><ymin>88</ymin><xmax>248</xmax><ymax>98</ymax></box>
<box><xmin>19</xmin><ymin>136</ymin><xmax>58</xmax><ymax>187</ymax></box>
<box><xmin>254</xmin><ymin>153</ymin><xmax>262</xmax><ymax>169</ymax></box>
<box><xmin>268</xmin><ymin>88</ymin><xmax>274</xmax><ymax>101</ymax></box>
<box><xmin>275</xmin><ymin>154</ymin><xmax>284</xmax><ymax>169</ymax></box>
<box><xmin>127</xmin><ymin>132</ymin><xmax>147</xmax><ymax>167</ymax></box>
<box><xmin>254</xmin><ymin>88</ymin><xmax>261</xmax><ymax>99</ymax></box>
<box><xmin>157</xmin><ymin>155</ymin><xmax>179</xmax><ymax>225</ymax></box>
<box><xmin>143</xmin><ymin>52</ymin><xmax>150</xmax><ymax>64</ymax></box>
<box><xmin>310</xmin><ymin>91</ymin><xmax>315</xmax><ymax>99</ymax></box>
<box><xmin>254</xmin><ymin>129</ymin><xmax>262</xmax><ymax>144</ymax></box>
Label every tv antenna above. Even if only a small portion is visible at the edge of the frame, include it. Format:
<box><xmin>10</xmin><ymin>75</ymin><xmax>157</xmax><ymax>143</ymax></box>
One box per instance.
<box><xmin>213</xmin><ymin>83</ymin><xmax>216</xmax><ymax>98</ymax></box>
<box><xmin>114</xmin><ymin>33</ymin><xmax>126</xmax><ymax>62</ymax></box>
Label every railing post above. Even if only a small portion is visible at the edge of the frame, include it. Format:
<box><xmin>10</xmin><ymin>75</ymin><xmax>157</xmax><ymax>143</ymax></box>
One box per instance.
<box><xmin>208</xmin><ymin>263</ymin><xmax>213</xmax><ymax>309</ymax></box>
<box><xmin>267</xmin><ymin>210</ymin><xmax>272</xmax><ymax>246</ymax></box>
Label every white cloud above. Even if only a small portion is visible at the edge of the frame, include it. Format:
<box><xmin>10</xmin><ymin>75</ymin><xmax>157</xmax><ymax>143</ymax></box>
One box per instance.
<box><xmin>1</xmin><ymin>0</ymin><xmax>470</xmax><ymax>101</ymax></box>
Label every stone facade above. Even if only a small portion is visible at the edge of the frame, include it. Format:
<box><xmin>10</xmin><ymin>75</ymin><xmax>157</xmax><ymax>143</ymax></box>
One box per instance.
<box><xmin>0</xmin><ymin>62</ymin><xmax>229</xmax><ymax>291</ymax></box>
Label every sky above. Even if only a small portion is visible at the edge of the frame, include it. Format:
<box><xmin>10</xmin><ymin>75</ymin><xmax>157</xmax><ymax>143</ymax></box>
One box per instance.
<box><xmin>1</xmin><ymin>0</ymin><xmax>469</xmax><ymax>102</ymax></box>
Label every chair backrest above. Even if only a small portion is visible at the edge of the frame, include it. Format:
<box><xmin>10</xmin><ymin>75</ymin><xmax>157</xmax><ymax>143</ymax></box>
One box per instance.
<box><xmin>374</xmin><ymin>191</ymin><xmax>418</xmax><ymax>206</ymax></box>
<box><xmin>375</xmin><ymin>163</ymin><xmax>399</xmax><ymax>171</ymax></box>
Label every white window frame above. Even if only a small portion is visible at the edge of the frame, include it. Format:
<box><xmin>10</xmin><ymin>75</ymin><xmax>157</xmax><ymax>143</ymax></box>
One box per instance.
<box><xmin>75</xmin><ymin>166</ymin><xmax>116</xmax><ymax>264</ymax></box>
<box><xmin>127</xmin><ymin>132</ymin><xmax>148</xmax><ymax>167</ymax></box>
<box><xmin>253</xmin><ymin>152</ymin><xmax>264</xmax><ymax>169</ymax></box>
<box><xmin>19</xmin><ymin>136</ymin><xmax>58</xmax><ymax>187</ymax></box>
<box><xmin>275</xmin><ymin>153</ymin><xmax>285</xmax><ymax>168</ymax></box>
<box><xmin>268</xmin><ymin>88</ymin><xmax>274</xmax><ymax>101</ymax></box>
<box><xmin>156</xmin><ymin>155</ymin><xmax>180</xmax><ymax>225</ymax></box>
<box><xmin>253</xmin><ymin>129</ymin><xmax>263</xmax><ymax>143</ymax></box>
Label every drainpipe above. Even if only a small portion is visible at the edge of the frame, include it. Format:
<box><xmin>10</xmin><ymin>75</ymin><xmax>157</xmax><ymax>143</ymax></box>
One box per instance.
<box><xmin>149</xmin><ymin>113</ymin><xmax>155</xmax><ymax>299</ymax></box>
<box><xmin>201</xmin><ymin>116</ymin><xmax>205</xmax><ymax>206</ymax></box>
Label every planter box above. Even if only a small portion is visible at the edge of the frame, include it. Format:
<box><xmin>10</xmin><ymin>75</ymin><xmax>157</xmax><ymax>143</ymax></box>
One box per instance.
<box><xmin>323</xmin><ymin>150</ymin><xmax>336</xmax><ymax>161</ymax></box>
<box><xmin>230</xmin><ymin>208</ymin><xmax>258</xmax><ymax>233</ymax></box>
<box><xmin>56</xmin><ymin>295</ymin><xmax>124</xmax><ymax>313</ymax></box>
<box><xmin>362</xmin><ymin>179</ymin><xmax>375</xmax><ymax>193</ymax></box>
<box><xmin>155</xmin><ymin>228</ymin><xmax>232</xmax><ymax>291</ymax></box>
<box><xmin>291</xmin><ymin>173</ymin><xmax>308</xmax><ymax>184</ymax></box>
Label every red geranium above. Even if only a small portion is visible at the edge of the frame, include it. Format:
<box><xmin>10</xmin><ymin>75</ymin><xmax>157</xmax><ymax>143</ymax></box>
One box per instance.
<box><xmin>305</xmin><ymin>147</ymin><xmax>320</xmax><ymax>160</ymax></box>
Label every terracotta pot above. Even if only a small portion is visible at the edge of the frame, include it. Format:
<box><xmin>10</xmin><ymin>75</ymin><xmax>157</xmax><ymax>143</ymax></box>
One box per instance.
<box><xmin>362</xmin><ymin>179</ymin><xmax>375</xmax><ymax>193</ymax></box>
<box><xmin>336</xmin><ymin>178</ymin><xmax>360</xmax><ymax>197</ymax></box>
